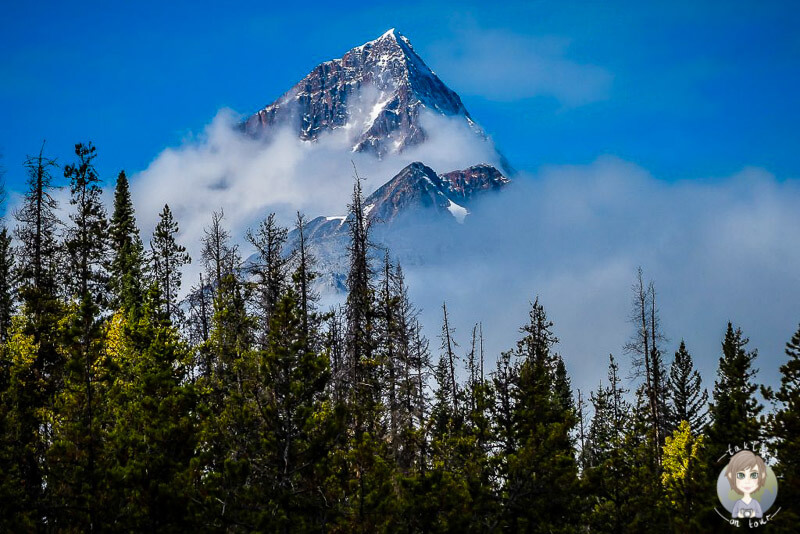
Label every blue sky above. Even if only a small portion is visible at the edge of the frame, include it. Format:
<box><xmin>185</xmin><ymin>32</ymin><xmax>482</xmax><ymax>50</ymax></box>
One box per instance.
<box><xmin>2</xmin><ymin>0</ymin><xmax>799</xmax><ymax>188</ymax></box>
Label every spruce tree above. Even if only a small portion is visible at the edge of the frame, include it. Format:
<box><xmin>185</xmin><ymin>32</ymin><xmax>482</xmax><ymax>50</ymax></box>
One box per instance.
<box><xmin>0</xmin><ymin>227</ymin><xmax>14</xmax><ymax>342</ymax></box>
<box><xmin>3</xmin><ymin>144</ymin><xmax>63</xmax><ymax>526</ymax></box>
<box><xmin>15</xmin><ymin>143</ymin><xmax>61</xmax><ymax>311</ymax></box>
<box><xmin>707</xmin><ymin>323</ymin><xmax>762</xmax><ymax>453</ymax></box>
<box><xmin>49</xmin><ymin>141</ymin><xmax>111</xmax><ymax>530</ymax></box>
<box><xmin>292</xmin><ymin>211</ymin><xmax>317</xmax><ymax>343</ymax></box>
<box><xmin>338</xmin><ymin>170</ymin><xmax>394</xmax><ymax>529</ymax></box>
<box><xmin>149</xmin><ymin>204</ymin><xmax>190</xmax><ymax>323</ymax></box>
<box><xmin>666</xmin><ymin>340</ymin><xmax>708</xmax><ymax>433</ymax></box>
<box><xmin>624</xmin><ymin>268</ymin><xmax>668</xmax><ymax>463</ymax></box>
<box><xmin>109</xmin><ymin>170</ymin><xmax>144</xmax><ymax>312</ymax></box>
<box><xmin>501</xmin><ymin>298</ymin><xmax>580</xmax><ymax>532</ymax></box>
<box><xmin>63</xmin><ymin>142</ymin><xmax>109</xmax><ymax>304</ymax></box>
<box><xmin>762</xmin><ymin>324</ymin><xmax>800</xmax><ymax>532</ymax></box>
<box><xmin>584</xmin><ymin>355</ymin><xmax>630</xmax><ymax>534</ymax></box>
<box><xmin>103</xmin><ymin>286</ymin><xmax>197</xmax><ymax>530</ymax></box>
<box><xmin>246</xmin><ymin>212</ymin><xmax>289</xmax><ymax>347</ymax></box>
<box><xmin>699</xmin><ymin>322</ymin><xmax>763</xmax><ymax>532</ymax></box>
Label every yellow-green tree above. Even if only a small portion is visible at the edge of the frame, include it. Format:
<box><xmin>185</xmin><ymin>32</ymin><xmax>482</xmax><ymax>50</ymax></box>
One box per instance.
<box><xmin>661</xmin><ymin>420</ymin><xmax>705</xmax><ymax>532</ymax></box>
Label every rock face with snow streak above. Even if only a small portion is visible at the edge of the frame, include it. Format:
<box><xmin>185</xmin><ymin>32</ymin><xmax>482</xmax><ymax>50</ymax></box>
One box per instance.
<box><xmin>243</xmin><ymin>29</ymin><xmax>476</xmax><ymax>156</ymax></box>
<box><xmin>277</xmin><ymin>162</ymin><xmax>509</xmax><ymax>294</ymax></box>
<box><xmin>366</xmin><ymin>162</ymin><xmax>509</xmax><ymax>223</ymax></box>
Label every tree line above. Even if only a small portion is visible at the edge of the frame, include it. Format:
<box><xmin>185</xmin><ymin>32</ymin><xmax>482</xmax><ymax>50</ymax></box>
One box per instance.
<box><xmin>0</xmin><ymin>142</ymin><xmax>798</xmax><ymax>532</ymax></box>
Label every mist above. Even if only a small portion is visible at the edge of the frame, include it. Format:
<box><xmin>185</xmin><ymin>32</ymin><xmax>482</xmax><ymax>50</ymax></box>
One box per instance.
<box><xmin>128</xmin><ymin>107</ymin><xmax>800</xmax><ymax>402</ymax></box>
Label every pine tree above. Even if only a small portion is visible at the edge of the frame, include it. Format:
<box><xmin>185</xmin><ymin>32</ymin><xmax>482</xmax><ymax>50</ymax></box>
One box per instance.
<box><xmin>49</xmin><ymin>142</ymin><xmax>112</xmax><ymax>530</ymax></box>
<box><xmin>707</xmin><ymin>323</ymin><xmax>762</xmax><ymax>453</ymax></box>
<box><xmin>109</xmin><ymin>170</ymin><xmax>144</xmax><ymax>312</ymax></box>
<box><xmin>149</xmin><ymin>204</ymin><xmax>190</xmax><ymax>323</ymax></box>
<box><xmin>2</xmin><ymin>143</ymin><xmax>63</xmax><ymax>527</ymax></box>
<box><xmin>500</xmin><ymin>298</ymin><xmax>580</xmax><ymax>532</ymax></box>
<box><xmin>624</xmin><ymin>268</ymin><xmax>668</xmax><ymax>464</ymax></box>
<box><xmin>15</xmin><ymin>143</ymin><xmax>61</xmax><ymax>311</ymax></box>
<box><xmin>698</xmin><ymin>322</ymin><xmax>763</xmax><ymax>532</ymax></box>
<box><xmin>584</xmin><ymin>355</ymin><xmax>630</xmax><ymax>534</ymax></box>
<box><xmin>103</xmin><ymin>285</ymin><xmax>197</xmax><ymax>530</ymax></box>
<box><xmin>292</xmin><ymin>212</ymin><xmax>317</xmax><ymax>343</ymax></box>
<box><xmin>666</xmin><ymin>340</ymin><xmax>708</xmax><ymax>433</ymax></box>
<box><xmin>762</xmin><ymin>324</ymin><xmax>800</xmax><ymax>532</ymax></box>
<box><xmin>344</xmin><ymin>172</ymin><xmax>379</xmax><ymax>427</ymax></box>
<box><xmin>200</xmin><ymin>208</ymin><xmax>236</xmax><ymax>292</ymax></box>
<box><xmin>0</xmin><ymin>317</ymin><xmax>45</xmax><ymax>530</ymax></box>
<box><xmin>0</xmin><ymin>227</ymin><xmax>14</xmax><ymax>342</ymax></box>
<box><xmin>63</xmin><ymin>142</ymin><xmax>109</xmax><ymax>305</ymax></box>
<box><xmin>246</xmin><ymin>212</ymin><xmax>289</xmax><ymax>347</ymax></box>
<box><xmin>337</xmin><ymin>169</ymin><xmax>394</xmax><ymax>530</ymax></box>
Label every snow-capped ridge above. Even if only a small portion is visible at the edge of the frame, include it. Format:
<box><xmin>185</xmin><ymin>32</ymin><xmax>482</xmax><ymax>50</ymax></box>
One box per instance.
<box><xmin>243</xmin><ymin>29</ymin><xmax>477</xmax><ymax>157</ymax></box>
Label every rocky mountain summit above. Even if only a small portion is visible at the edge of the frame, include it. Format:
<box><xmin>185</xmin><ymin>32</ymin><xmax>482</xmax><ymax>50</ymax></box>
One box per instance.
<box><xmin>281</xmin><ymin>162</ymin><xmax>508</xmax><ymax>293</ymax></box>
<box><xmin>239</xmin><ymin>29</ymin><xmax>513</xmax><ymax>294</ymax></box>
<box><xmin>243</xmin><ymin>28</ymin><xmax>478</xmax><ymax>156</ymax></box>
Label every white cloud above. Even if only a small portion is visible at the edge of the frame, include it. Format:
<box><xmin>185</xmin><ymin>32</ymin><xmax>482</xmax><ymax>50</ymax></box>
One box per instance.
<box><xmin>130</xmin><ymin>106</ymin><xmax>504</xmax><ymax>293</ymax></box>
<box><xmin>426</xmin><ymin>29</ymin><xmax>612</xmax><ymax>106</ymax></box>
<box><xmin>128</xmin><ymin>105</ymin><xmax>800</xmax><ymax>404</ymax></box>
<box><xmin>396</xmin><ymin>158</ymin><xmax>800</xmax><ymax>400</ymax></box>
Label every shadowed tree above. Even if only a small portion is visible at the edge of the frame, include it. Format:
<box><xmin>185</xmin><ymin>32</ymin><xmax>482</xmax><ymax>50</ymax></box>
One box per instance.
<box><xmin>762</xmin><ymin>324</ymin><xmax>800</xmax><ymax>532</ymax></box>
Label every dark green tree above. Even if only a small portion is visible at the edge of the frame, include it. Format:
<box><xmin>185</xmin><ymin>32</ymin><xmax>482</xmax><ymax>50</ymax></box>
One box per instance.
<box><xmin>48</xmin><ymin>142</ymin><xmax>111</xmax><ymax>530</ymax></box>
<box><xmin>63</xmin><ymin>142</ymin><xmax>109</xmax><ymax>304</ymax></box>
<box><xmin>666</xmin><ymin>340</ymin><xmax>708</xmax><ymax>433</ymax></box>
<box><xmin>150</xmin><ymin>204</ymin><xmax>190</xmax><ymax>323</ymax></box>
<box><xmin>500</xmin><ymin>298</ymin><xmax>580</xmax><ymax>533</ymax></box>
<box><xmin>762</xmin><ymin>324</ymin><xmax>800</xmax><ymax>532</ymax></box>
<box><xmin>707</xmin><ymin>323</ymin><xmax>762</xmax><ymax>454</ymax></box>
<box><xmin>2</xmin><ymin>144</ymin><xmax>63</xmax><ymax>527</ymax></box>
<box><xmin>697</xmin><ymin>323</ymin><xmax>763</xmax><ymax>532</ymax></box>
<box><xmin>584</xmin><ymin>355</ymin><xmax>630</xmax><ymax>534</ymax></box>
<box><xmin>246</xmin><ymin>212</ymin><xmax>289</xmax><ymax>347</ymax></box>
<box><xmin>103</xmin><ymin>286</ymin><xmax>197</xmax><ymax>530</ymax></box>
<box><xmin>0</xmin><ymin>227</ymin><xmax>14</xmax><ymax>342</ymax></box>
<box><xmin>109</xmin><ymin>170</ymin><xmax>144</xmax><ymax>312</ymax></box>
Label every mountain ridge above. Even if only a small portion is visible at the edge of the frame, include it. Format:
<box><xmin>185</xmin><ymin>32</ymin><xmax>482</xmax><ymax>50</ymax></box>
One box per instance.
<box><xmin>242</xmin><ymin>29</ymin><xmax>478</xmax><ymax>157</ymax></box>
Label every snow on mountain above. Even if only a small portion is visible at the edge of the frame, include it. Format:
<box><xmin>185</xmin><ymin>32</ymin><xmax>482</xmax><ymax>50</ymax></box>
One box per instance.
<box><xmin>279</xmin><ymin>162</ymin><xmax>509</xmax><ymax>295</ymax></box>
<box><xmin>242</xmin><ymin>29</ymin><xmax>479</xmax><ymax>157</ymax></box>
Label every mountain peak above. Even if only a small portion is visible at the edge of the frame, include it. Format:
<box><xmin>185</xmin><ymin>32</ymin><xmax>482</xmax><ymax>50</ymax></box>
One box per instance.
<box><xmin>243</xmin><ymin>29</ymin><xmax>475</xmax><ymax>156</ymax></box>
<box><xmin>365</xmin><ymin>162</ymin><xmax>509</xmax><ymax>224</ymax></box>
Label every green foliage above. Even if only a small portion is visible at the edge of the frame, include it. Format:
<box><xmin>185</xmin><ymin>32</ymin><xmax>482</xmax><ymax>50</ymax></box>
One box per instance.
<box><xmin>661</xmin><ymin>420</ymin><xmax>706</xmax><ymax>532</ymax></box>
<box><xmin>150</xmin><ymin>204</ymin><xmax>190</xmax><ymax>323</ymax></box>
<box><xmin>103</xmin><ymin>287</ymin><xmax>197</xmax><ymax>530</ymax></box>
<box><xmin>0</xmin><ymin>227</ymin><xmax>15</xmax><ymax>342</ymax></box>
<box><xmin>666</xmin><ymin>340</ymin><xmax>708</xmax><ymax>433</ymax></box>
<box><xmin>109</xmin><ymin>170</ymin><xmax>145</xmax><ymax>312</ymax></box>
<box><xmin>762</xmin><ymin>324</ymin><xmax>800</xmax><ymax>532</ymax></box>
<box><xmin>2</xmin><ymin>145</ymin><xmax>798</xmax><ymax>532</ymax></box>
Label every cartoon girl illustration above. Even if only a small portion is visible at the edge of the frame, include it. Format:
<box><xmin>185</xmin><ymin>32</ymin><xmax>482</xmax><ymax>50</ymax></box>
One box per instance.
<box><xmin>724</xmin><ymin>450</ymin><xmax>767</xmax><ymax>519</ymax></box>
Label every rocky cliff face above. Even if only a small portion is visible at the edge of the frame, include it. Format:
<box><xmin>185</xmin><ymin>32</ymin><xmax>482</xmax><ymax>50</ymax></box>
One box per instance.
<box><xmin>243</xmin><ymin>29</ymin><xmax>477</xmax><ymax>157</ymax></box>
<box><xmin>275</xmin><ymin>161</ymin><xmax>508</xmax><ymax>294</ymax></box>
<box><xmin>365</xmin><ymin>162</ymin><xmax>509</xmax><ymax>224</ymax></box>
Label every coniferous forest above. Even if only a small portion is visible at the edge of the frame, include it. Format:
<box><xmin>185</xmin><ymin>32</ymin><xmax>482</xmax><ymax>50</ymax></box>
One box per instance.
<box><xmin>1</xmin><ymin>142</ymin><xmax>799</xmax><ymax>533</ymax></box>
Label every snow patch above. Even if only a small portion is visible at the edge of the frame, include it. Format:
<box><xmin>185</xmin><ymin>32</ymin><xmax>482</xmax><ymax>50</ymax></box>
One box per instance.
<box><xmin>447</xmin><ymin>200</ymin><xmax>469</xmax><ymax>223</ymax></box>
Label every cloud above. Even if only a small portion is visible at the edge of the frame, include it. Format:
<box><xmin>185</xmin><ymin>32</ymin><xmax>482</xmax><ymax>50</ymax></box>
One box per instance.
<box><xmin>426</xmin><ymin>29</ymin><xmax>612</xmax><ymax>106</ymax></box>
<box><xmin>128</xmin><ymin>103</ymin><xmax>800</xmax><ymax>404</ymax></box>
<box><xmin>392</xmin><ymin>158</ymin><xmax>800</xmax><ymax>401</ymax></box>
<box><xmin>130</xmin><ymin>106</ymin><xmax>504</xmax><ymax>293</ymax></box>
